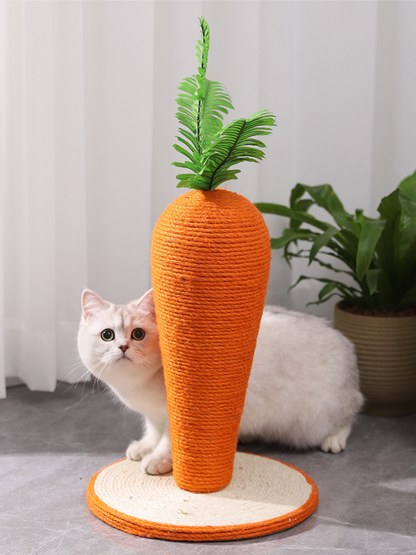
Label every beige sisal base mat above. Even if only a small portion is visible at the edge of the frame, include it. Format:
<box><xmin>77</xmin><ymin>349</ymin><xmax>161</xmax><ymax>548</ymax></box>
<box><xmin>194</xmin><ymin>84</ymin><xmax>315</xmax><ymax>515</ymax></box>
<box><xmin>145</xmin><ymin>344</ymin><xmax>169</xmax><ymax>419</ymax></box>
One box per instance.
<box><xmin>87</xmin><ymin>452</ymin><xmax>319</xmax><ymax>542</ymax></box>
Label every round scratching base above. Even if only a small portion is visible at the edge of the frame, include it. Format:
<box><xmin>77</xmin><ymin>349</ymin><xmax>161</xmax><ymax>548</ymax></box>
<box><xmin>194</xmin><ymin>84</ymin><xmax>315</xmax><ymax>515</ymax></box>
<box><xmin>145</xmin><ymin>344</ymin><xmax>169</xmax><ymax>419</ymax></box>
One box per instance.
<box><xmin>87</xmin><ymin>452</ymin><xmax>319</xmax><ymax>542</ymax></box>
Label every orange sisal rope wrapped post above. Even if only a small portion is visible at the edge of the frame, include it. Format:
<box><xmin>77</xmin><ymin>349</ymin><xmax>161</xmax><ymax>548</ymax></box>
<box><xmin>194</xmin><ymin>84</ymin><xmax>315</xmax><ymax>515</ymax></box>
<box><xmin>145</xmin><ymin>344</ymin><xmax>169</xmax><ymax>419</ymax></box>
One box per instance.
<box><xmin>151</xmin><ymin>188</ymin><xmax>271</xmax><ymax>492</ymax></box>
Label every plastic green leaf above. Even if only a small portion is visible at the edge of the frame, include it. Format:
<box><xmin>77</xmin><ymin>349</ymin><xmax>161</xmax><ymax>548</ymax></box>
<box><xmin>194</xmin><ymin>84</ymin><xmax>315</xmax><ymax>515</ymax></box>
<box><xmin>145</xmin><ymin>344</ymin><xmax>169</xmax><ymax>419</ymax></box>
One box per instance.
<box><xmin>172</xmin><ymin>17</ymin><xmax>275</xmax><ymax>190</ymax></box>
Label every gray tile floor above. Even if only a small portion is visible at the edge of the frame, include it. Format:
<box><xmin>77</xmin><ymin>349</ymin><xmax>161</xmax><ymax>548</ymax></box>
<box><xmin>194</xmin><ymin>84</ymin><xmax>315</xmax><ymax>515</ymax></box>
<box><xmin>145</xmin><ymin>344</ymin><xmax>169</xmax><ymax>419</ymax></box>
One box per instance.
<box><xmin>1</xmin><ymin>382</ymin><xmax>415</xmax><ymax>555</ymax></box>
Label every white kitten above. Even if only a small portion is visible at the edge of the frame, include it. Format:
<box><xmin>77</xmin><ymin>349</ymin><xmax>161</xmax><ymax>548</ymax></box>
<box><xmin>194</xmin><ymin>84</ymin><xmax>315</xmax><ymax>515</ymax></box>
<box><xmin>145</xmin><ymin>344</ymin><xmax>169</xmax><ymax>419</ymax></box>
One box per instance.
<box><xmin>240</xmin><ymin>305</ymin><xmax>364</xmax><ymax>453</ymax></box>
<box><xmin>78</xmin><ymin>289</ymin><xmax>364</xmax><ymax>476</ymax></box>
<box><xmin>78</xmin><ymin>289</ymin><xmax>172</xmax><ymax>475</ymax></box>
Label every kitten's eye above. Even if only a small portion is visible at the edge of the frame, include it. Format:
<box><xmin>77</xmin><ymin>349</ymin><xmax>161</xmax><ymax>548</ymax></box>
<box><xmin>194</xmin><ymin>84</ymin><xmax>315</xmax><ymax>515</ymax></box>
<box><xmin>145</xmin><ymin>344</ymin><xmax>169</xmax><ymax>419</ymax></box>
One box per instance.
<box><xmin>101</xmin><ymin>329</ymin><xmax>115</xmax><ymax>342</ymax></box>
<box><xmin>131</xmin><ymin>328</ymin><xmax>145</xmax><ymax>341</ymax></box>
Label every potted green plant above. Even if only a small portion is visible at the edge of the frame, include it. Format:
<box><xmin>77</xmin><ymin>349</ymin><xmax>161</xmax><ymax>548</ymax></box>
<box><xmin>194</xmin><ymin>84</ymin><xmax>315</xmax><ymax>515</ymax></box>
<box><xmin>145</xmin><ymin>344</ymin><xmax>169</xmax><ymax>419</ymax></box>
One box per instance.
<box><xmin>256</xmin><ymin>173</ymin><xmax>416</xmax><ymax>416</ymax></box>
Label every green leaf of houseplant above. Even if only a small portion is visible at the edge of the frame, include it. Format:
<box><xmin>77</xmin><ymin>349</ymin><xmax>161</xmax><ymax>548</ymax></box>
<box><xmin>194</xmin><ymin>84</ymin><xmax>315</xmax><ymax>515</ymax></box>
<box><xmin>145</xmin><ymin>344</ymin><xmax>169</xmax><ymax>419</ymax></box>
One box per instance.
<box><xmin>399</xmin><ymin>281</ymin><xmax>416</xmax><ymax>309</ymax></box>
<box><xmin>375</xmin><ymin>188</ymin><xmax>416</xmax><ymax>308</ymax></box>
<box><xmin>398</xmin><ymin>170</ymin><xmax>416</xmax><ymax>197</ymax></box>
<box><xmin>258</xmin><ymin>171</ymin><xmax>416</xmax><ymax>312</ymax></box>
<box><xmin>397</xmin><ymin>170</ymin><xmax>416</xmax><ymax>229</ymax></box>
<box><xmin>270</xmin><ymin>228</ymin><xmax>317</xmax><ymax>250</ymax></box>
<box><xmin>308</xmin><ymin>227</ymin><xmax>339</xmax><ymax>265</ymax></box>
<box><xmin>366</xmin><ymin>268</ymin><xmax>381</xmax><ymax>295</ymax></box>
<box><xmin>398</xmin><ymin>188</ymin><xmax>416</xmax><ymax>230</ymax></box>
<box><xmin>297</xmin><ymin>184</ymin><xmax>354</xmax><ymax>232</ymax></box>
<box><xmin>356</xmin><ymin>217</ymin><xmax>386</xmax><ymax>281</ymax></box>
<box><xmin>255</xmin><ymin>203</ymin><xmax>332</xmax><ymax>233</ymax></box>
<box><xmin>289</xmin><ymin>275</ymin><xmax>363</xmax><ymax>306</ymax></box>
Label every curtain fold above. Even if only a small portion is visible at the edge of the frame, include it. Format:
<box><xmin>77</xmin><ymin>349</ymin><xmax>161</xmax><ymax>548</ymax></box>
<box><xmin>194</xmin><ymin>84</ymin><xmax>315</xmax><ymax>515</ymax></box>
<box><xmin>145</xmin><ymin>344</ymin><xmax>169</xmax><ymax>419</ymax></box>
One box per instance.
<box><xmin>1</xmin><ymin>1</ymin><xmax>416</xmax><ymax>397</ymax></box>
<box><xmin>1</xmin><ymin>2</ymin><xmax>58</xmax><ymax>392</ymax></box>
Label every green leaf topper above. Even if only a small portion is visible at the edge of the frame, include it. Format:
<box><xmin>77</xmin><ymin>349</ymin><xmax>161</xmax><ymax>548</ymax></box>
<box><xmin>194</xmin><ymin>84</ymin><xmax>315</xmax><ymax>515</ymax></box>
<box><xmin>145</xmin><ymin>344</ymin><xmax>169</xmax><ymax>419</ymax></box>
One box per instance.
<box><xmin>173</xmin><ymin>17</ymin><xmax>276</xmax><ymax>190</ymax></box>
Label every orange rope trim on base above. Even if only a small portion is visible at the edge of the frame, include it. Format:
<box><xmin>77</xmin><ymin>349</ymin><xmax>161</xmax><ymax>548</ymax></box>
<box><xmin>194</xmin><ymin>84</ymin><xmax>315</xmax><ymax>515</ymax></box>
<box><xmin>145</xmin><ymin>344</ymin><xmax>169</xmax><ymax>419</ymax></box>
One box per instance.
<box><xmin>86</xmin><ymin>454</ymin><xmax>319</xmax><ymax>542</ymax></box>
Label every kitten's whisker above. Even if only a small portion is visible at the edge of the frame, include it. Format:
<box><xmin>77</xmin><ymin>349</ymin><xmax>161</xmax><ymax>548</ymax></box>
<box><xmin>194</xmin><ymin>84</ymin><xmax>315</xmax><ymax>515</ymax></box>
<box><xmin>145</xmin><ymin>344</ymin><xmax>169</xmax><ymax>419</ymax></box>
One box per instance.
<box><xmin>62</xmin><ymin>373</ymin><xmax>89</xmax><ymax>394</ymax></box>
<box><xmin>57</xmin><ymin>361</ymin><xmax>87</xmax><ymax>385</ymax></box>
<box><xmin>60</xmin><ymin>371</ymin><xmax>91</xmax><ymax>394</ymax></box>
<box><xmin>91</xmin><ymin>360</ymin><xmax>113</xmax><ymax>404</ymax></box>
<box><xmin>68</xmin><ymin>360</ymin><xmax>102</xmax><ymax>387</ymax></box>
<box><xmin>67</xmin><ymin>357</ymin><xmax>110</xmax><ymax>400</ymax></box>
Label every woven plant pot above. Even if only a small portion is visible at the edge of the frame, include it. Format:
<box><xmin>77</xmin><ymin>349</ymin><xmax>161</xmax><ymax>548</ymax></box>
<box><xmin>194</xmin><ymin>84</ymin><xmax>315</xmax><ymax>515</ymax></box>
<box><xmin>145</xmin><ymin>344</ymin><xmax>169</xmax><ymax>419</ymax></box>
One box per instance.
<box><xmin>334</xmin><ymin>302</ymin><xmax>416</xmax><ymax>416</ymax></box>
<box><xmin>151</xmin><ymin>189</ymin><xmax>270</xmax><ymax>493</ymax></box>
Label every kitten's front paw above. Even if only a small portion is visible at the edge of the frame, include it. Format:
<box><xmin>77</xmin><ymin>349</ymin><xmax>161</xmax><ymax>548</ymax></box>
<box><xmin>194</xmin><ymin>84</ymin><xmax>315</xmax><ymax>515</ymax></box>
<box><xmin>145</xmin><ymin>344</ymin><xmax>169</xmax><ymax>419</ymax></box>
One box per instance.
<box><xmin>126</xmin><ymin>439</ymin><xmax>155</xmax><ymax>461</ymax></box>
<box><xmin>141</xmin><ymin>453</ymin><xmax>173</xmax><ymax>475</ymax></box>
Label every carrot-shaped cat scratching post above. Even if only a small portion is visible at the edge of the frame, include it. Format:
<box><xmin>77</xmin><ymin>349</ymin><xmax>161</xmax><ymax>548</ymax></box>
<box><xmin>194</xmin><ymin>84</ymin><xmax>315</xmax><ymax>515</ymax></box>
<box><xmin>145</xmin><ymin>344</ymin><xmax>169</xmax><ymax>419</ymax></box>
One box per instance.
<box><xmin>87</xmin><ymin>17</ymin><xmax>318</xmax><ymax>540</ymax></box>
<box><xmin>152</xmin><ymin>189</ymin><xmax>270</xmax><ymax>492</ymax></box>
<box><xmin>151</xmin><ymin>18</ymin><xmax>273</xmax><ymax>493</ymax></box>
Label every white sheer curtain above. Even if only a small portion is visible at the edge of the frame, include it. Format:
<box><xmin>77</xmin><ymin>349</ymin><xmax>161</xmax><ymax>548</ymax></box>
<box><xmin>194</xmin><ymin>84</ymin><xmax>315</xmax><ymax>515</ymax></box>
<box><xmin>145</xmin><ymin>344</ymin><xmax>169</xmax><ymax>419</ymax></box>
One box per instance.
<box><xmin>1</xmin><ymin>1</ymin><xmax>415</xmax><ymax>397</ymax></box>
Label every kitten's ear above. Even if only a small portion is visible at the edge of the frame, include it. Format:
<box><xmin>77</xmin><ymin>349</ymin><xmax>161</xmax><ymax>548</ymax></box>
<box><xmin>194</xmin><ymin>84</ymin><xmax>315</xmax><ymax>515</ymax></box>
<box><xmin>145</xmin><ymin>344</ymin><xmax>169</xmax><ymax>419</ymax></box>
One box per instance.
<box><xmin>133</xmin><ymin>289</ymin><xmax>155</xmax><ymax>314</ymax></box>
<box><xmin>81</xmin><ymin>289</ymin><xmax>108</xmax><ymax>321</ymax></box>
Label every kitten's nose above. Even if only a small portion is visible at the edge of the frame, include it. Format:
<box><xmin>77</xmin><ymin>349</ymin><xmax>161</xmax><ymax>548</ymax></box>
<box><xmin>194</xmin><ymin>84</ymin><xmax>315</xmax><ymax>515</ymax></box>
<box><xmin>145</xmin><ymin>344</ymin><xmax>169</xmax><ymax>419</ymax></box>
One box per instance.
<box><xmin>119</xmin><ymin>345</ymin><xmax>129</xmax><ymax>353</ymax></box>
